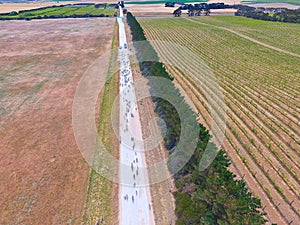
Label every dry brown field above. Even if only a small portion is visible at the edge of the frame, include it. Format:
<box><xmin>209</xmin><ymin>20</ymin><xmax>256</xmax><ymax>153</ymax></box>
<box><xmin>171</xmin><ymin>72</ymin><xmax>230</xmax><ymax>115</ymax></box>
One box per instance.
<box><xmin>0</xmin><ymin>18</ymin><xmax>114</xmax><ymax>224</ymax></box>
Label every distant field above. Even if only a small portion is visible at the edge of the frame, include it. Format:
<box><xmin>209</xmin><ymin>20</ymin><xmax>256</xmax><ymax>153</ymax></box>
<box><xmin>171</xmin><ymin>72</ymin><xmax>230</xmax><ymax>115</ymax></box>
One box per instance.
<box><xmin>126</xmin><ymin>0</ymin><xmax>207</xmax><ymax>4</ymax></box>
<box><xmin>242</xmin><ymin>0</ymin><xmax>300</xmax><ymax>5</ymax></box>
<box><xmin>0</xmin><ymin>0</ymin><xmax>77</xmax><ymax>2</ymax></box>
<box><xmin>126</xmin><ymin>0</ymin><xmax>299</xmax><ymax>4</ymax></box>
<box><xmin>0</xmin><ymin>4</ymin><xmax>116</xmax><ymax>19</ymax></box>
<box><xmin>139</xmin><ymin>16</ymin><xmax>300</xmax><ymax>225</ymax></box>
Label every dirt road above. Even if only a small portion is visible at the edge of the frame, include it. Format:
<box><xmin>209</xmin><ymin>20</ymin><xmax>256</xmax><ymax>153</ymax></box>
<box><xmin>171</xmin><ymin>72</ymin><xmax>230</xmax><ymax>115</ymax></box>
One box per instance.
<box><xmin>117</xmin><ymin>8</ymin><xmax>155</xmax><ymax>225</ymax></box>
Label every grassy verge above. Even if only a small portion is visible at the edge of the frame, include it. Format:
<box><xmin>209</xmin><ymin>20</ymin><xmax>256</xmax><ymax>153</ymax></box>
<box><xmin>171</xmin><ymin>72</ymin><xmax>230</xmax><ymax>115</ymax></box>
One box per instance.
<box><xmin>83</xmin><ymin>22</ymin><xmax>119</xmax><ymax>225</ymax></box>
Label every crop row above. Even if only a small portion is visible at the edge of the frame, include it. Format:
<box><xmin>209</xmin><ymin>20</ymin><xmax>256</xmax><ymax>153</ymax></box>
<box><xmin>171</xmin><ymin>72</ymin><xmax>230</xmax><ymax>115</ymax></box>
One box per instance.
<box><xmin>148</xmin><ymin>20</ymin><xmax>300</xmax><ymax>193</ymax></box>
<box><xmin>129</xmin><ymin>13</ymin><xmax>269</xmax><ymax>225</ymax></box>
<box><xmin>143</xmin><ymin>20</ymin><xmax>300</xmax><ymax>143</ymax></box>
<box><xmin>168</xmin><ymin>62</ymin><xmax>296</xmax><ymax>224</ymax></box>
<box><xmin>144</xmin><ymin>22</ymin><xmax>297</xmax><ymax>166</ymax></box>
<box><xmin>195</xmin><ymin>16</ymin><xmax>300</xmax><ymax>55</ymax></box>
<box><xmin>139</xmin><ymin>17</ymin><xmax>300</xmax><ymax>224</ymax></box>
<box><xmin>169</xmin><ymin>50</ymin><xmax>300</xmax><ymax>215</ymax></box>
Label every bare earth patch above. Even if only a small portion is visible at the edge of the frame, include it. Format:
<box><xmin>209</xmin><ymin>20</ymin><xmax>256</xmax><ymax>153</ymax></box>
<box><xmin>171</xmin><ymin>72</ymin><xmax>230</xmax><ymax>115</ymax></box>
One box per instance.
<box><xmin>0</xmin><ymin>18</ymin><xmax>114</xmax><ymax>224</ymax></box>
<box><xmin>126</xmin><ymin>3</ymin><xmax>237</xmax><ymax>17</ymax></box>
<box><xmin>126</xmin><ymin>4</ymin><xmax>175</xmax><ymax>17</ymax></box>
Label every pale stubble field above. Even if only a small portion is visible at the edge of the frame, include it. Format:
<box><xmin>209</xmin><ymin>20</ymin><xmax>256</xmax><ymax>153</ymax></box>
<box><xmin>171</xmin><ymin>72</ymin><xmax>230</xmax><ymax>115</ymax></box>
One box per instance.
<box><xmin>0</xmin><ymin>18</ymin><xmax>114</xmax><ymax>224</ymax></box>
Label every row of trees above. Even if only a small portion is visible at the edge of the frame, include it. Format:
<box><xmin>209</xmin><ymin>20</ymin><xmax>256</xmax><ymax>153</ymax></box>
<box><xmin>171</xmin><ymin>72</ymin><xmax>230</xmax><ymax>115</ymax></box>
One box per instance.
<box><xmin>235</xmin><ymin>5</ymin><xmax>300</xmax><ymax>23</ymax></box>
<box><xmin>0</xmin><ymin>14</ymin><xmax>112</xmax><ymax>20</ymax></box>
<box><xmin>127</xmin><ymin>12</ymin><xmax>180</xmax><ymax>151</ymax></box>
<box><xmin>127</xmin><ymin>12</ymin><xmax>267</xmax><ymax>224</ymax></box>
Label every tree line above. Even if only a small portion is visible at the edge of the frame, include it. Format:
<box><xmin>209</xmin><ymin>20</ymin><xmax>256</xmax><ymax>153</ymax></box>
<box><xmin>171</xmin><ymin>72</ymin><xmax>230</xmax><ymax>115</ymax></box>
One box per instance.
<box><xmin>0</xmin><ymin>14</ymin><xmax>112</xmax><ymax>21</ymax></box>
<box><xmin>235</xmin><ymin>5</ymin><xmax>300</xmax><ymax>23</ymax></box>
<box><xmin>127</xmin><ymin>12</ymin><xmax>268</xmax><ymax>225</ymax></box>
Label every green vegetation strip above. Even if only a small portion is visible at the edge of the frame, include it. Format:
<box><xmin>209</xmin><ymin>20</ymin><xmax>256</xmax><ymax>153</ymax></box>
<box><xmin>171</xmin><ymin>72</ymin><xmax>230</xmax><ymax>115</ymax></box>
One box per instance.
<box><xmin>126</xmin><ymin>0</ymin><xmax>207</xmax><ymax>4</ymax></box>
<box><xmin>0</xmin><ymin>4</ymin><xmax>116</xmax><ymax>20</ymax></box>
<box><xmin>83</xmin><ymin>23</ymin><xmax>118</xmax><ymax>225</ymax></box>
<box><xmin>242</xmin><ymin>0</ymin><xmax>300</xmax><ymax>5</ymax></box>
<box><xmin>127</xmin><ymin>12</ymin><xmax>267</xmax><ymax>224</ymax></box>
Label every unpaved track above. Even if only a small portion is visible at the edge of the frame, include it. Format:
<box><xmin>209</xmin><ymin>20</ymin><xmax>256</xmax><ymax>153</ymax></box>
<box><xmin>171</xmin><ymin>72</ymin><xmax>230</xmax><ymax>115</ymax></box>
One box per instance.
<box><xmin>117</xmin><ymin>8</ymin><xmax>155</xmax><ymax>225</ymax></box>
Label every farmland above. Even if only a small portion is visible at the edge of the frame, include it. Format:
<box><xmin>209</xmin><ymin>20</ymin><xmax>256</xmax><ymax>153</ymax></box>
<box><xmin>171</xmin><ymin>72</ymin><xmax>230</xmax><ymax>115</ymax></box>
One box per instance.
<box><xmin>1</xmin><ymin>1</ymin><xmax>299</xmax><ymax>224</ymax></box>
<box><xmin>138</xmin><ymin>16</ymin><xmax>300</xmax><ymax>224</ymax></box>
<box><xmin>0</xmin><ymin>18</ymin><xmax>115</xmax><ymax>224</ymax></box>
<box><xmin>126</xmin><ymin>0</ymin><xmax>207</xmax><ymax>4</ymax></box>
<box><xmin>0</xmin><ymin>4</ymin><xmax>116</xmax><ymax>20</ymax></box>
<box><xmin>242</xmin><ymin>0</ymin><xmax>300</xmax><ymax>5</ymax></box>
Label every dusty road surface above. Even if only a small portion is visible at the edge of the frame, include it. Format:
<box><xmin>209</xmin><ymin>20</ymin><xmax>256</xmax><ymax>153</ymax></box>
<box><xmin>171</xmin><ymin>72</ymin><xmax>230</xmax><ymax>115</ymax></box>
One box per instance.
<box><xmin>0</xmin><ymin>18</ymin><xmax>115</xmax><ymax>224</ymax></box>
<box><xmin>117</xmin><ymin>8</ymin><xmax>155</xmax><ymax>225</ymax></box>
